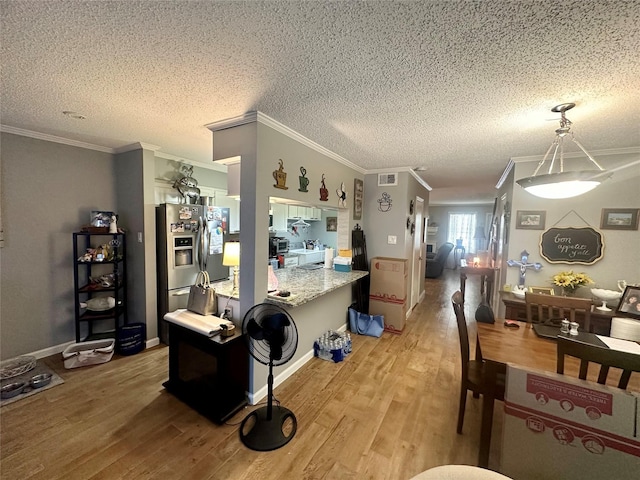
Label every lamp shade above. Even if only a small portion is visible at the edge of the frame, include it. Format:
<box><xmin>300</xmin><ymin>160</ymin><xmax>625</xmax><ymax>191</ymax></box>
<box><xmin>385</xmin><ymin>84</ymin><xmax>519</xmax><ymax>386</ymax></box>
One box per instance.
<box><xmin>516</xmin><ymin>170</ymin><xmax>608</xmax><ymax>199</ymax></box>
<box><xmin>516</xmin><ymin>103</ymin><xmax>610</xmax><ymax>199</ymax></box>
<box><xmin>222</xmin><ymin>242</ymin><xmax>240</xmax><ymax>266</ymax></box>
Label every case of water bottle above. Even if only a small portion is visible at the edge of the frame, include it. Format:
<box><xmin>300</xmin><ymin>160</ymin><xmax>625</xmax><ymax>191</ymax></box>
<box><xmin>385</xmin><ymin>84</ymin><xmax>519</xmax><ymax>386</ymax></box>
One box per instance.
<box><xmin>314</xmin><ymin>330</ymin><xmax>352</xmax><ymax>363</ymax></box>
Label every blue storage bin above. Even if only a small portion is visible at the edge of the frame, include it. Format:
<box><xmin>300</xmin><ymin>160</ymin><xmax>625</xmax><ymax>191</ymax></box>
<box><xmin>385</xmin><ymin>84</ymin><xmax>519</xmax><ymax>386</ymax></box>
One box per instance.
<box><xmin>117</xmin><ymin>323</ymin><xmax>145</xmax><ymax>355</ymax></box>
<box><xmin>334</xmin><ymin>264</ymin><xmax>351</xmax><ymax>272</ymax></box>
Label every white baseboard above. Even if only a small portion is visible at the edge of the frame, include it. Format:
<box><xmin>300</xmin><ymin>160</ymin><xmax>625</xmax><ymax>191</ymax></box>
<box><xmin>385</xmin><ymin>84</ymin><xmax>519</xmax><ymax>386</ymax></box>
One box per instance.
<box><xmin>24</xmin><ymin>336</ymin><xmax>160</xmax><ymax>360</ymax></box>
<box><xmin>27</xmin><ymin>341</ymin><xmax>75</xmax><ymax>360</ymax></box>
<box><xmin>248</xmin><ymin>324</ymin><xmax>347</xmax><ymax>405</ymax></box>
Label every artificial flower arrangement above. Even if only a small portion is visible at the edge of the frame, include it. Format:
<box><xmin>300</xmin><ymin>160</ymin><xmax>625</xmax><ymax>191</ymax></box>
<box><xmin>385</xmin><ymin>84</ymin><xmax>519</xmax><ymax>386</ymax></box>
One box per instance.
<box><xmin>552</xmin><ymin>270</ymin><xmax>594</xmax><ymax>295</ymax></box>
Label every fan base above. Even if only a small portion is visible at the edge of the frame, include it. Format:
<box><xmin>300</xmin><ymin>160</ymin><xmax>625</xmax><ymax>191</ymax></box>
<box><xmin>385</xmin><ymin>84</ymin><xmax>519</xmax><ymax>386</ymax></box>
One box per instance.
<box><xmin>240</xmin><ymin>405</ymin><xmax>297</xmax><ymax>451</ymax></box>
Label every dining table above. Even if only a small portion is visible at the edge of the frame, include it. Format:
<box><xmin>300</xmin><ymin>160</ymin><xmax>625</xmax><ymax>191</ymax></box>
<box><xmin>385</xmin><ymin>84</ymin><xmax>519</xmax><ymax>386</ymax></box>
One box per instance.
<box><xmin>473</xmin><ymin>319</ymin><xmax>640</xmax><ymax>469</ymax></box>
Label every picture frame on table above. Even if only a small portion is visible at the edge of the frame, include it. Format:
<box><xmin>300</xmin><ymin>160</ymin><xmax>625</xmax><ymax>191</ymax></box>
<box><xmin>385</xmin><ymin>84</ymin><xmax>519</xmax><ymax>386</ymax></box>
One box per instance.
<box><xmin>529</xmin><ymin>286</ymin><xmax>555</xmax><ymax>295</ymax></box>
<box><xmin>90</xmin><ymin>211</ymin><xmax>114</xmax><ymax>228</ymax></box>
<box><xmin>600</xmin><ymin>208</ymin><xmax>640</xmax><ymax>230</ymax></box>
<box><xmin>616</xmin><ymin>285</ymin><xmax>640</xmax><ymax>319</ymax></box>
<box><xmin>515</xmin><ymin>210</ymin><xmax>546</xmax><ymax>230</ymax></box>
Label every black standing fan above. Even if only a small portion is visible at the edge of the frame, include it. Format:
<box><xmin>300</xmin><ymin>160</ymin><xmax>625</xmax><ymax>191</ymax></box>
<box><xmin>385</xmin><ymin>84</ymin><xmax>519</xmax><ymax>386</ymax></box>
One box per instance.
<box><xmin>240</xmin><ymin>303</ymin><xmax>298</xmax><ymax>451</ymax></box>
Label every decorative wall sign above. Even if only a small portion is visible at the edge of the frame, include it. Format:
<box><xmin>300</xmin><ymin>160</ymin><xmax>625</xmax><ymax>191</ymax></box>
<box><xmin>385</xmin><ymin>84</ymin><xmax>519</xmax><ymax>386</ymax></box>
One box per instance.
<box><xmin>377</xmin><ymin>192</ymin><xmax>392</xmax><ymax>212</ymax></box>
<box><xmin>273</xmin><ymin>159</ymin><xmax>288</xmax><ymax>190</ymax></box>
<box><xmin>298</xmin><ymin>166</ymin><xmax>309</xmax><ymax>192</ymax></box>
<box><xmin>600</xmin><ymin>208</ymin><xmax>639</xmax><ymax>230</ymax></box>
<box><xmin>353</xmin><ymin>178</ymin><xmax>363</xmax><ymax>220</ymax></box>
<box><xmin>540</xmin><ymin>227</ymin><xmax>604</xmax><ymax>264</ymax></box>
<box><xmin>336</xmin><ymin>182</ymin><xmax>347</xmax><ymax>208</ymax></box>
<box><xmin>319</xmin><ymin>174</ymin><xmax>329</xmax><ymax>201</ymax></box>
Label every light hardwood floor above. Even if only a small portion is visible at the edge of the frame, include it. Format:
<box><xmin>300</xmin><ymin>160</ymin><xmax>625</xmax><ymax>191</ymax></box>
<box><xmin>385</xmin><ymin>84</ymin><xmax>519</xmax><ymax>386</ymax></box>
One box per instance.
<box><xmin>1</xmin><ymin>269</ymin><xmax>501</xmax><ymax>479</ymax></box>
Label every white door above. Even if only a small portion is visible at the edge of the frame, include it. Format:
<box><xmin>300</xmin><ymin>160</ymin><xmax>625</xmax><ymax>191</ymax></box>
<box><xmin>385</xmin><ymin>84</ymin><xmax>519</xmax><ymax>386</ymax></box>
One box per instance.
<box><xmin>411</xmin><ymin>197</ymin><xmax>425</xmax><ymax>309</ymax></box>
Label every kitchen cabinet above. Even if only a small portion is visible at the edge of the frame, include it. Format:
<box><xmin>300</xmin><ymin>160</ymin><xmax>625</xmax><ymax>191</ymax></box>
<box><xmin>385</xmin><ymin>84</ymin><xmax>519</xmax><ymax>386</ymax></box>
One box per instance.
<box><xmin>73</xmin><ymin>232</ymin><xmax>128</xmax><ymax>342</ymax></box>
<box><xmin>309</xmin><ymin>207</ymin><xmax>322</xmax><ymax>221</ymax></box>
<box><xmin>270</xmin><ymin>203</ymin><xmax>288</xmax><ymax>231</ymax></box>
<box><xmin>287</xmin><ymin>205</ymin><xmax>321</xmax><ymax>221</ymax></box>
<box><xmin>288</xmin><ymin>205</ymin><xmax>302</xmax><ymax>219</ymax></box>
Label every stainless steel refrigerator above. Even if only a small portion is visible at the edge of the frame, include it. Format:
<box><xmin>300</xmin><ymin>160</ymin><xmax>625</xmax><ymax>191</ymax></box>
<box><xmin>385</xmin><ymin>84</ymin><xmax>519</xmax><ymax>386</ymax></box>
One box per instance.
<box><xmin>156</xmin><ymin>203</ymin><xmax>230</xmax><ymax>344</ymax></box>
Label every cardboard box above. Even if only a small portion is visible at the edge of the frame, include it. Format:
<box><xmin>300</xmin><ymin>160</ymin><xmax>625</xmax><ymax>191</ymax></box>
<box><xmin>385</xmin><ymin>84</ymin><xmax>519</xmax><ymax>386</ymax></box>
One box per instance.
<box><xmin>501</xmin><ymin>365</ymin><xmax>640</xmax><ymax>480</ymax></box>
<box><xmin>369</xmin><ymin>257</ymin><xmax>407</xmax><ymax>301</ymax></box>
<box><xmin>369</xmin><ymin>297</ymin><xmax>406</xmax><ymax>334</ymax></box>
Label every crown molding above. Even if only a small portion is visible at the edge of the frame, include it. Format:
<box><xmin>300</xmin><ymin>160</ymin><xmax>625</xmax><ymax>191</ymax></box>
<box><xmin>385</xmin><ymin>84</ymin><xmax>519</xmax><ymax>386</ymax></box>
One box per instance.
<box><xmin>0</xmin><ymin>124</ymin><xmax>113</xmax><ymax>153</ymax></box>
<box><xmin>510</xmin><ymin>146</ymin><xmax>640</xmax><ymax>163</ymax></box>
<box><xmin>496</xmin><ymin>159</ymin><xmax>515</xmax><ymax>190</ymax></box>
<box><xmin>206</xmin><ymin>111</ymin><xmax>366</xmax><ymax>174</ymax></box>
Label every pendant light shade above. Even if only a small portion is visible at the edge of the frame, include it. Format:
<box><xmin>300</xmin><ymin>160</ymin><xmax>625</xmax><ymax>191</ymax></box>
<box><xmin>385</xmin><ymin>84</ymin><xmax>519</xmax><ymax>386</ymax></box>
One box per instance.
<box><xmin>516</xmin><ymin>103</ymin><xmax>611</xmax><ymax>199</ymax></box>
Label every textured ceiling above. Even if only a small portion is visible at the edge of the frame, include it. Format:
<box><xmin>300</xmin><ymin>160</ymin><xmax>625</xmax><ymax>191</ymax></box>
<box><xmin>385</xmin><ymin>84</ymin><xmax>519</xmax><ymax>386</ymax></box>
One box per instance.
<box><xmin>2</xmin><ymin>1</ymin><xmax>639</xmax><ymax>204</ymax></box>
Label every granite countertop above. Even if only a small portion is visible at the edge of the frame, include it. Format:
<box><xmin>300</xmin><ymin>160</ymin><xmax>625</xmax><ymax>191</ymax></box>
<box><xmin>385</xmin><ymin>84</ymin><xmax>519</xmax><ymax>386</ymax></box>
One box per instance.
<box><xmin>266</xmin><ymin>267</ymin><xmax>368</xmax><ymax>307</ymax></box>
<box><xmin>213</xmin><ymin>267</ymin><xmax>368</xmax><ymax>308</ymax></box>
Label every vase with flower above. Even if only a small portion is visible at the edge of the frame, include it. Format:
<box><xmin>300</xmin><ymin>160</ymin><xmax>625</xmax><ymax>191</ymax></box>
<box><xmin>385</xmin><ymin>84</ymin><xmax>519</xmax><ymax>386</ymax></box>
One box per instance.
<box><xmin>552</xmin><ymin>271</ymin><xmax>594</xmax><ymax>296</ymax></box>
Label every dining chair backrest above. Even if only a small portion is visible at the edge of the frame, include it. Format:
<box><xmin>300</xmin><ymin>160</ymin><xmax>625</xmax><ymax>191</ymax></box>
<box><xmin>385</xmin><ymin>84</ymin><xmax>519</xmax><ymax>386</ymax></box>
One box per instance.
<box><xmin>452</xmin><ymin>291</ymin><xmax>471</xmax><ymax>369</ymax></box>
<box><xmin>556</xmin><ymin>335</ymin><xmax>640</xmax><ymax>389</ymax></box>
<box><xmin>525</xmin><ymin>292</ymin><xmax>593</xmax><ymax>332</ymax></box>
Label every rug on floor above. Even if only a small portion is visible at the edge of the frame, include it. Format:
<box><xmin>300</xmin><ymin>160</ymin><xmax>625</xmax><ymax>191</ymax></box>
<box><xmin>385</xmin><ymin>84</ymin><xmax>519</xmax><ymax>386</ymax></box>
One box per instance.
<box><xmin>1</xmin><ymin>362</ymin><xmax>64</xmax><ymax>407</ymax></box>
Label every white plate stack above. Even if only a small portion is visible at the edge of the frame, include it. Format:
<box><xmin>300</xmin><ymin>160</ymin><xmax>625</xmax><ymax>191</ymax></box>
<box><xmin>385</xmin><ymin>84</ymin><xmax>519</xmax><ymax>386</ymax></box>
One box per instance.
<box><xmin>610</xmin><ymin>316</ymin><xmax>640</xmax><ymax>342</ymax></box>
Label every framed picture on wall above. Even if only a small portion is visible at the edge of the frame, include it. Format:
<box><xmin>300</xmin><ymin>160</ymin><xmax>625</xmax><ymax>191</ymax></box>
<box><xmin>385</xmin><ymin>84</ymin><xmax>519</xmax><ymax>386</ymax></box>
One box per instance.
<box><xmin>353</xmin><ymin>178</ymin><xmax>363</xmax><ymax>220</ymax></box>
<box><xmin>600</xmin><ymin>208</ymin><xmax>639</xmax><ymax>230</ymax></box>
<box><xmin>326</xmin><ymin>217</ymin><xmax>337</xmax><ymax>232</ymax></box>
<box><xmin>515</xmin><ymin>210</ymin><xmax>546</xmax><ymax>230</ymax></box>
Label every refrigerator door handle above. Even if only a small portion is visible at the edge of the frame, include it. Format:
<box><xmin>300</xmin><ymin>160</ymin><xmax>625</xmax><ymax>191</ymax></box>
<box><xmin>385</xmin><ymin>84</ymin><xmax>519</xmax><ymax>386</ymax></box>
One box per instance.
<box><xmin>197</xmin><ymin>216</ymin><xmax>209</xmax><ymax>272</ymax></box>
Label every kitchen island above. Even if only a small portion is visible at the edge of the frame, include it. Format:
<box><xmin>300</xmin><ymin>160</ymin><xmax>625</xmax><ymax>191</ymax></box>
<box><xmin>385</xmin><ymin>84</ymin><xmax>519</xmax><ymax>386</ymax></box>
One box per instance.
<box><xmin>265</xmin><ymin>267</ymin><xmax>368</xmax><ymax>307</ymax></box>
<box><xmin>213</xmin><ymin>266</ymin><xmax>369</xmax><ymax>405</ymax></box>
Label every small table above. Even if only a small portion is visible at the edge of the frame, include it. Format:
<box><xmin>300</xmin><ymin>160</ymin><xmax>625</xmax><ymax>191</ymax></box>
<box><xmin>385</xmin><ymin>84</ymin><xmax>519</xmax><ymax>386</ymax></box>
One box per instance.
<box><xmin>163</xmin><ymin>321</ymin><xmax>249</xmax><ymax>424</ymax></box>
<box><xmin>459</xmin><ymin>259</ymin><xmax>497</xmax><ymax>304</ymax></box>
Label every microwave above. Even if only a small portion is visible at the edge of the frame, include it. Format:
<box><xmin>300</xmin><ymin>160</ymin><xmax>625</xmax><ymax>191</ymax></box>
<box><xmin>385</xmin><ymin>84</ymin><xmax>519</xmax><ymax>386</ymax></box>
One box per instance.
<box><xmin>269</xmin><ymin>237</ymin><xmax>289</xmax><ymax>257</ymax></box>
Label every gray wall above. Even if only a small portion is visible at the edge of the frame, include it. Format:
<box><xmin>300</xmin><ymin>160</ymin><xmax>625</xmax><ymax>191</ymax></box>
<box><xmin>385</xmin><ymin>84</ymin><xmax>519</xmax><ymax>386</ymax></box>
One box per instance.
<box><xmin>364</xmin><ymin>171</ymin><xmax>430</xmax><ymax>261</ymax></box>
<box><xmin>504</xmin><ymin>150</ymin><xmax>640</xmax><ymax>294</ymax></box>
<box><xmin>1</xmin><ymin>133</ymin><xmax>117</xmax><ymax>359</ymax></box>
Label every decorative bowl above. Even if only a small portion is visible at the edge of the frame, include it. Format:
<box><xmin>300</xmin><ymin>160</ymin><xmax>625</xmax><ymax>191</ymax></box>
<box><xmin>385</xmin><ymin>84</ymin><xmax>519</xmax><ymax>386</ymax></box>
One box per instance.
<box><xmin>1</xmin><ymin>381</ymin><xmax>27</xmax><ymax>399</ymax></box>
<box><xmin>30</xmin><ymin>373</ymin><xmax>52</xmax><ymax>389</ymax></box>
<box><xmin>591</xmin><ymin>288</ymin><xmax>622</xmax><ymax>311</ymax></box>
<box><xmin>511</xmin><ymin>286</ymin><xmax>527</xmax><ymax>299</ymax></box>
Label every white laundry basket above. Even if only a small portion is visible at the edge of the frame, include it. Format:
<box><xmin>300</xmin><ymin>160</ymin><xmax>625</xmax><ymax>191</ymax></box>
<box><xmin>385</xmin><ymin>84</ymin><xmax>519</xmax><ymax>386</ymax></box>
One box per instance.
<box><xmin>62</xmin><ymin>339</ymin><xmax>115</xmax><ymax>369</ymax></box>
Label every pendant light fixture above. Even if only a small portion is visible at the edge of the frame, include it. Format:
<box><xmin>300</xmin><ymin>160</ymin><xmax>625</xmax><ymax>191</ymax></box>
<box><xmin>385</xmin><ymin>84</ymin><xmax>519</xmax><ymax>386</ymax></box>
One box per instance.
<box><xmin>516</xmin><ymin>103</ymin><xmax>611</xmax><ymax>199</ymax></box>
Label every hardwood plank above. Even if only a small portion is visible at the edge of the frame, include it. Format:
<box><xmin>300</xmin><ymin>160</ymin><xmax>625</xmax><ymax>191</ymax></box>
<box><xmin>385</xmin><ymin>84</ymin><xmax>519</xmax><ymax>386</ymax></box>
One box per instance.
<box><xmin>1</xmin><ymin>269</ymin><xmax>514</xmax><ymax>479</ymax></box>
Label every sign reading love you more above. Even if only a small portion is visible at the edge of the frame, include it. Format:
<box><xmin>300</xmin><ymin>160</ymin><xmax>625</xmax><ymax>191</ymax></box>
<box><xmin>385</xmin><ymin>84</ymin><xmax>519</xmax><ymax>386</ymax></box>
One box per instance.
<box><xmin>540</xmin><ymin>227</ymin><xmax>604</xmax><ymax>264</ymax></box>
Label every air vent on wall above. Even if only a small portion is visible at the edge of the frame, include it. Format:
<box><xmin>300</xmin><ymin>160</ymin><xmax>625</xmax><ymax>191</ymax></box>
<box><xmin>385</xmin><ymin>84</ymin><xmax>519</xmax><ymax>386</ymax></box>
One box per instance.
<box><xmin>378</xmin><ymin>173</ymin><xmax>398</xmax><ymax>186</ymax></box>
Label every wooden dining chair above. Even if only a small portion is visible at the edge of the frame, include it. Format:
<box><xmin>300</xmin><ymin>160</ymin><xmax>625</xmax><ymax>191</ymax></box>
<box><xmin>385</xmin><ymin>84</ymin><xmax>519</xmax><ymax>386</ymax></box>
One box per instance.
<box><xmin>525</xmin><ymin>292</ymin><xmax>593</xmax><ymax>332</ymax></box>
<box><xmin>557</xmin><ymin>335</ymin><xmax>640</xmax><ymax>389</ymax></box>
<box><xmin>451</xmin><ymin>291</ymin><xmax>505</xmax><ymax>434</ymax></box>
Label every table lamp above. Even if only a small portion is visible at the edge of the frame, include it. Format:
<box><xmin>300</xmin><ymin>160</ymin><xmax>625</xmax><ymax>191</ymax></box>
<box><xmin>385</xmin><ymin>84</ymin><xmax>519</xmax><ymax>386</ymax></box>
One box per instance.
<box><xmin>223</xmin><ymin>242</ymin><xmax>240</xmax><ymax>297</ymax></box>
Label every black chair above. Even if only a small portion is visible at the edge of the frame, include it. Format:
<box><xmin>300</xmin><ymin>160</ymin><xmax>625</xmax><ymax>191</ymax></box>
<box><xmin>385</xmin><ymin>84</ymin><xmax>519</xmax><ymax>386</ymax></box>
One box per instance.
<box><xmin>451</xmin><ymin>291</ymin><xmax>505</xmax><ymax>434</ymax></box>
<box><xmin>557</xmin><ymin>335</ymin><xmax>640</xmax><ymax>389</ymax></box>
<box><xmin>426</xmin><ymin>242</ymin><xmax>454</xmax><ymax>278</ymax></box>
